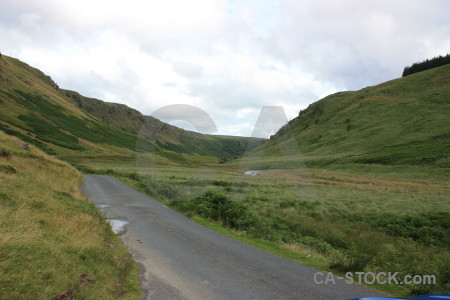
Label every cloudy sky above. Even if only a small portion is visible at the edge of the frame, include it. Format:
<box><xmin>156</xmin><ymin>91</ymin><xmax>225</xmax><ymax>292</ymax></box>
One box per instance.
<box><xmin>1</xmin><ymin>0</ymin><xmax>449</xmax><ymax>137</ymax></box>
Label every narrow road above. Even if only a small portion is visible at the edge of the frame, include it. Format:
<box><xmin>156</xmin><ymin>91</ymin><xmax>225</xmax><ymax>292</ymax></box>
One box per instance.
<box><xmin>81</xmin><ymin>175</ymin><xmax>386</xmax><ymax>300</ymax></box>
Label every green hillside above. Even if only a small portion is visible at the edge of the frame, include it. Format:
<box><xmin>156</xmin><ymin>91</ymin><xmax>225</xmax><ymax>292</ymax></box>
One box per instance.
<box><xmin>1</xmin><ymin>53</ymin><xmax>449</xmax><ymax>297</ymax></box>
<box><xmin>239</xmin><ymin>64</ymin><xmax>450</xmax><ymax>169</ymax></box>
<box><xmin>0</xmin><ymin>55</ymin><xmax>263</xmax><ymax>160</ymax></box>
<box><xmin>0</xmin><ymin>55</ymin><xmax>148</xmax><ymax>156</ymax></box>
<box><xmin>63</xmin><ymin>90</ymin><xmax>263</xmax><ymax>159</ymax></box>
<box><xmin>0</xmin><ymin>129</ymin><xmax>140</xmax><ymax>299</ymax></box>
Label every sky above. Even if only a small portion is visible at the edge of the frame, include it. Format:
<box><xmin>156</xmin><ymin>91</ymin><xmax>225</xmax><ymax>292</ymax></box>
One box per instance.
<box><xmin>1</xmin><ymin>0</ymin><xmax>449</xmax><ymax>138</ymax></box>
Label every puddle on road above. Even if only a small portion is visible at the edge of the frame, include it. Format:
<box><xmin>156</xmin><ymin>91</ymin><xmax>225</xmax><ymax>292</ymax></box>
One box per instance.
<box><xmin>244</xmin><ymin>170</ymin><xmax>262</xmax><ymax>176</ymax></box>
<box><xmin>95</xmin><ymin>204</ymin><xmax>112</xmax><ymax>208</ymax></box>
<box><xmin>106</xmin><ymin>218</ymin><xmax>129</xmax><ymax>235</ymax></box>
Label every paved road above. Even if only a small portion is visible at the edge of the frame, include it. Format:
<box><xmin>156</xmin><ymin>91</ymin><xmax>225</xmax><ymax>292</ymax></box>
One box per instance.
<box><xmin>81</xmin><ymin>175</ymin><xmax>386</xmax><ymax>300</ymax></box>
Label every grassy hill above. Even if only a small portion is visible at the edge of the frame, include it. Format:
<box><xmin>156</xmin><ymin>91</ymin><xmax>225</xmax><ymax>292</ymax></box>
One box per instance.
<box><xmin>63</xmin><ymin>89</ymin><xmax>263</xmax><ymax>160</ymax></box>
<box><xmin>0</xmin><ymin>54</ymin><xmax>262</xmax><ymax>298</ymax></box>
<box><xmin>0</xmin><ymin>55</ymin><xmax>149</xmax><ymax>156</ymax></box>
<box><xmin>1</xmin><ymin>53</ymin><xmax>449</xmax><ymax>297</ymax></box>
<box><xmin>111</xmin><ymin>63</ymin><xmax>447</xmax><ymax>296</ymax></box>
<box><xmin>0</xmin><ymin>130</ymin><xmax>140</xmax><ymax>299</ymax></box>
<box><xmin>0</xmin><ymin>55</ymin><xmax>263</xmax><ymax>161</ymax></box>
<box><xmin>238</xmin><ymin>64</ymin><xmax>450</xmax><ymax>170</ymax></box>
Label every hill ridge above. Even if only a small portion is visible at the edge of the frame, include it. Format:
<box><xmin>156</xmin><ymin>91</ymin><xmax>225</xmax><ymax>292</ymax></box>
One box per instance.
<box><xmin>239</xmin><ymin>64</ymin><xmax>450</xmax><ymax>169</ymax></box>
<box><xmin>0</xmin><ymin>55</ymin><xmax>264</xmax><ymax>159</ymax></box>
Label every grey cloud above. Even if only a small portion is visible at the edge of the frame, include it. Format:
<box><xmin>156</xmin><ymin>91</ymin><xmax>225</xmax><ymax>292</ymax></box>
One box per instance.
<box><xmin>1</xmin><ymin>0</ymin><xmax>449</xmax><ymax>137</ymax></box>
<box><xmin>257</xmin><ymin>0</ymin><xmax>450</xmax><ymax>90</ymax></box>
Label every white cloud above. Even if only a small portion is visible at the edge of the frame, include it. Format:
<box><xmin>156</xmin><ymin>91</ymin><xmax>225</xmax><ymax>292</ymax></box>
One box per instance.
<box><xmin>1</xmin><ymin>0</ymin><xmax>449</xmax><ymax>137</ymax></box>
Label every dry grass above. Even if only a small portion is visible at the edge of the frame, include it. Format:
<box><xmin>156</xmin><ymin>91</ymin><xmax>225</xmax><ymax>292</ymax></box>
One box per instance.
<box><xmin>0</xmin><ymin>131</ymin><xmax>141</xmax><ymax>299</ymax></box>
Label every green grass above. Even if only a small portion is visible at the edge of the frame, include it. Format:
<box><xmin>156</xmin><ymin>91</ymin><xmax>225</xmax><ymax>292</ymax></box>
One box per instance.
<box><xmin>64</xmin><ymin>89</ymin><xmax>264</xmax><ymax>159</ymax></box>
<box><xmin>0</xmin><ymin>164</ymin><xmax>16</xmax><ymax>174</ymax></box>
<box><xmin>242</xmin><ymin>64</ymin><xmax>450</xmax><ymax>169</ymax></box>
<box><xmin>55</xmin><ymin>64</ymin><xmax>450</xmax><ymax>296</ymax></box>
<box><xmin>0</xmin><ymin>122</ymin><xmax>58</xmax><ymax>155</ymax></box>
<box><xmin>191</xmin><ymin>215</ymin><xmax>331</xmax><ymax>270</ymax></box>
<box><xmin>189</xmin><ymin>216</ymin><xmax>408</xmax><ymax>296</ymax></box>
<box><xmin>0</xmin><ymin>131</ymin><xmax>141</xmax><ymax>299</ymax></box>
<box><xmin>1</xmin><ymin>90</ymin><xmax>141</xmax><ymax>151</ymax></box>
<box><xmin>0</xmin><ymin>55</ymin><xmax>262</xmax><ymax>159</ymax></box>
<box><xmin>1</xmin><ymin>54</ymin><xmax>449</xmax><ymax>297</ymax></box>
<box><xmin>70</xmin><ymin>155</ymin><xmax>449</xmax><ymax>297</ymax></box>
<box><xmin>359</xmin><ymin>212</ymin><xmax>450</xmax><ymax>247</ymax></box>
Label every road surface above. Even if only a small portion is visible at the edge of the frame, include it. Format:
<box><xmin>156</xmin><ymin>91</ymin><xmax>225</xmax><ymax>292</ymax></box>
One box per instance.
<box><xmin>81</xmin><ymin>175</ymin><xmax>386</xmax><ymax>300</ymax></box>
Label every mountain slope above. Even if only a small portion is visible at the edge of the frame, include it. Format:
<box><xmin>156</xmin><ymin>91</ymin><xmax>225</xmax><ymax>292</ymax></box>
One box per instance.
<box><xmin>240</xmin><ymin>64</ymin><xmax>450</xmax><ymax>168</ymax></box>
<box><xmin>63</xmin><ymin>89</ymin><xmax>263</xmax><ymax>159</ymax></box>
<box><xmin>0</xmin><ymin>55</ymin><xmax>150</xmax><ymax>156</ymax></box>
<box><xmin>0</xmin><ymin>55</ymin><xmax>263</xmax><ymax>159</ymax></box>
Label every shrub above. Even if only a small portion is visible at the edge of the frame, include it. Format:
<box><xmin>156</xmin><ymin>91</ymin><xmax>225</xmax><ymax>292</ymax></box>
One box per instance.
<box><xmin>363</xmin><ymin>212</ymin><xmax>450</xmax><ymax>247</ymax></box>
<box><xmin>173</xmin><ymin>190</ymin><xmax>256</xmax><ymax>230</ymax></box>
<box><xmin>127</xmin><ymin>173</ymin><xmax>141</xmax><ymax>181</ymax></box>
<box><xmin>140</xmin><ymin>177</ymin><xmax>180</xmax><ymax>200</ymax></box>
<box><xmin>298</xmin><ymin>236</ymin><xmax>333</xmax><ymax>254</ymax></box>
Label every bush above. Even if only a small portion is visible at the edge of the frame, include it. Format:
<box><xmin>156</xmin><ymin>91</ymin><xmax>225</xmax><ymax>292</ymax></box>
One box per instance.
<box><xmin>298</xmin><ymin>236</ymin><xmax>333</xmax><ymax>254</ymax></box>
<box><xmin>173</xmin><ymin>190</ymin><xmax>258</xmax><ymax>230</ymax></box>
<box><xmin>247</xmin><ymin>218</ymin><xmax>285</xmax><ymax>242</ymax></box>
<box><xmin>363</xmin><ymin>212</ymin><xmax>450</xmax><ymax>247</ymax></box>
<box><xmin>128</xmin><ymin>173</ymin><xmax>141</xmax><ymax>181</ymax></box>
<box><xmin>174</xmin><ymin>191</ymin><xmax>311</xmax><ymax>243</ymax></box>
<box><xmin>190</xmin><ymin>191</ymin><xmax>248</xmax><ymax>226</ymax></box>
<box><xmin>139</xmin><ymin>177</ymin><xmax>180</xmax><ymax>200</ymax></box>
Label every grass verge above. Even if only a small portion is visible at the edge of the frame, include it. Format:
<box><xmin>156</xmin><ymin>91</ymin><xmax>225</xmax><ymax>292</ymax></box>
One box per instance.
<box><xmin>0</xmin><ymin>131</ymin><xmax>141</xmax><ymax>299</ymax></box>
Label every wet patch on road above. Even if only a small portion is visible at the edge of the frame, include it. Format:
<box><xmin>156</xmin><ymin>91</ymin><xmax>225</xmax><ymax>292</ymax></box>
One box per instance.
<box><xmin>106</xmin><ymin>218</ymin><xmax>129</xmax><ymax>235</ymax></box>
<box><xmin>95</xmin><ymin>204</ymin><xmax>112</xmax><ymax>208</ymax></box>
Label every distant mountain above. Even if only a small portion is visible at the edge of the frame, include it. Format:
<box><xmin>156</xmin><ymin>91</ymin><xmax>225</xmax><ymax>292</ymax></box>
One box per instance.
<box><xmin>0</xmin><ymin>55</ymin><xmax>263</xmax><ymax>159</ymax></box>
<box><xmin>63</xmin><ymin>89</ymin><xmax>263</xmax><ymax>159</ymax></box>
<box><xmin>240</xmin><ymin>64</ymin><xmax>450</xmax><ymax>169</ymax></box>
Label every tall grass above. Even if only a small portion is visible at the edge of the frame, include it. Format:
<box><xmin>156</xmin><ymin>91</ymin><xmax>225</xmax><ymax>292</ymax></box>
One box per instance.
<box><xmin>98</xmin><ymin>164</ymin><xmax>449</xmax><ymax>297</ymax></box>
<box><xmin>0</xmin><ymin>131</ymin><xmax>141</xmax><ymax>299</ymax></box>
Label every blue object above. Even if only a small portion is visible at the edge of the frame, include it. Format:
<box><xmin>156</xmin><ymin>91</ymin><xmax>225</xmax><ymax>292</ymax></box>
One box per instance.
<box><xmin>351</xmin><ymin>295</ymin><xmax>450</xmax><ymax>300</ymax></box>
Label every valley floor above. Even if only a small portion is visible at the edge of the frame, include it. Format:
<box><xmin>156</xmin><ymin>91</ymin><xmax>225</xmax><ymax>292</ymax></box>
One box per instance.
<box><xmin>63</xmin><ymin>153</ymin><xmax>450</xmax><ymax>297</ymax></box>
